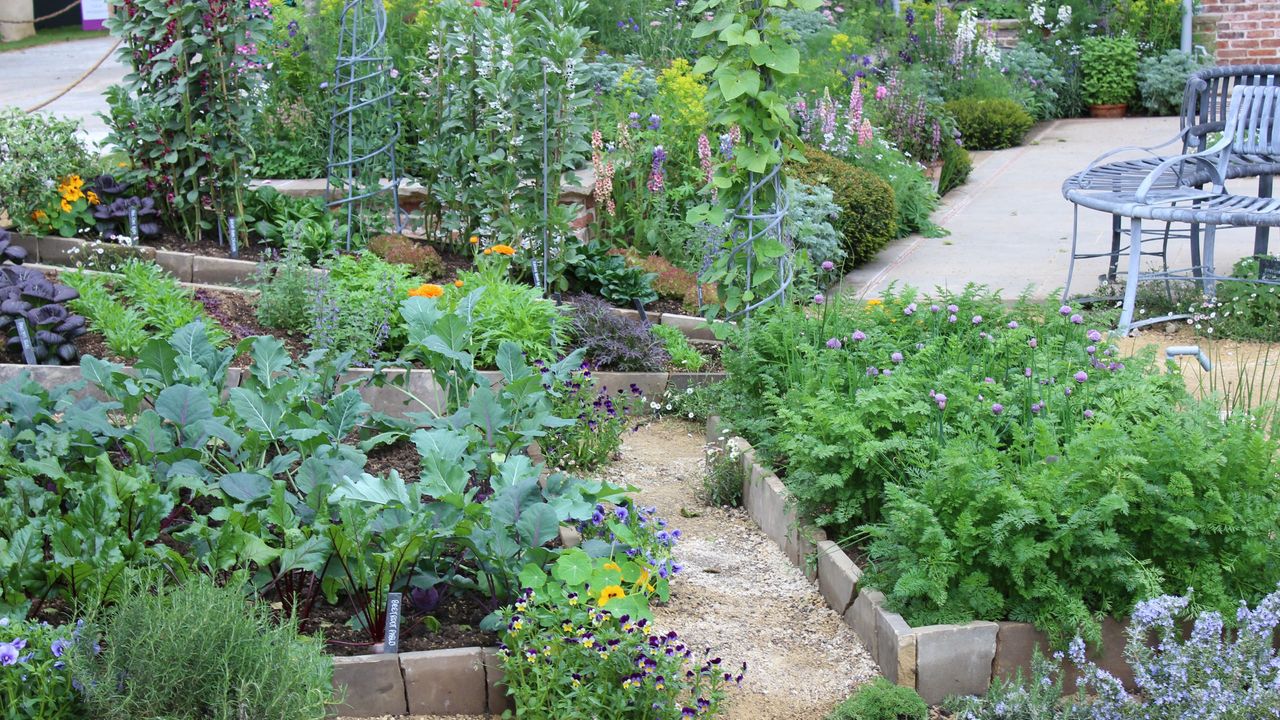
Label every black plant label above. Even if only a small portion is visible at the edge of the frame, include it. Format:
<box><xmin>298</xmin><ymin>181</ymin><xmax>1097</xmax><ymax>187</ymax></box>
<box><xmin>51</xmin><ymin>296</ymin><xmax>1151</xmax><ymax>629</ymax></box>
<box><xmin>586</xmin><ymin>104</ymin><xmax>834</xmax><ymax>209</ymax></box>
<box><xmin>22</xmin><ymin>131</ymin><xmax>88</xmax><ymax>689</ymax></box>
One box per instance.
<box><xmin>383</xmin><ymin>592</ymin><xmax>402</xmax><ymax>654</ymax></box>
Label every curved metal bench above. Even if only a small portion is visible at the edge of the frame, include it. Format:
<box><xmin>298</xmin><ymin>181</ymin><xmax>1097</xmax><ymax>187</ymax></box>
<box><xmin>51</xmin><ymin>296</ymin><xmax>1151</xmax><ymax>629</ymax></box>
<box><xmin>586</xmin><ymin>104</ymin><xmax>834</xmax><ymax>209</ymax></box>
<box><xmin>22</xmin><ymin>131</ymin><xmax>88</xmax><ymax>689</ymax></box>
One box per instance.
<box><xmin>1061</xmin><ymin>65</ymin><xmax>1280</xmax><ymax>304</ymax></box>
<box><xmin>1063</xmin><ymin>83</ymin><xmax>1280</xmax><ymax>333</ymax></box>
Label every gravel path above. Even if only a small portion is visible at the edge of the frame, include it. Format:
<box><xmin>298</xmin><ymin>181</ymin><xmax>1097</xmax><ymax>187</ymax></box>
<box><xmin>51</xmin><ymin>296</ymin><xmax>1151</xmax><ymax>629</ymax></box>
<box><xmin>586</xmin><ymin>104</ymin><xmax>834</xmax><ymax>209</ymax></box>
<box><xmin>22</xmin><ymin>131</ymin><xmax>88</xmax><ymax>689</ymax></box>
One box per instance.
<box><xmin>599</xmin><ymin>418</ymin><xmax>879</xmax><ymax>720</ymax></box>
<box><xmin>341</xmin><ymin>418</ymin><xmax>879</xmax><ymax>720</ymax></box>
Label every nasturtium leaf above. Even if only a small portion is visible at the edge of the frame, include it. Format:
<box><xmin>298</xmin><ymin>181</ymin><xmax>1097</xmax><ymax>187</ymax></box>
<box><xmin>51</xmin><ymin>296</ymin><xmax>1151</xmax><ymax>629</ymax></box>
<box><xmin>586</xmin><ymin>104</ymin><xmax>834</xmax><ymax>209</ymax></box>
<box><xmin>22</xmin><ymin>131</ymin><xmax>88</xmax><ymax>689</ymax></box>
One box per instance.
<box><xmin>552</xmin><ymin>549</ymin><xmax>593</xmax><ymax>587</ymax></box>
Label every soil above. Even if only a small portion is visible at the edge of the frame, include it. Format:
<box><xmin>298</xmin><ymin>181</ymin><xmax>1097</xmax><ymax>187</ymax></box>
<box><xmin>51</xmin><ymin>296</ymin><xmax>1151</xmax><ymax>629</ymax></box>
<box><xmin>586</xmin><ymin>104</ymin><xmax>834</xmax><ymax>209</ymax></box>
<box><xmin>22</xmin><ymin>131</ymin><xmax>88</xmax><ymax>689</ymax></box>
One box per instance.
<box><xmin>364</xmin><ymin>438</ymin><xmax>422</xmax><ymax>480</ymax></box>
<box><xmin>148</xmin><ymin>231</ymin><xmax>269</xmax><ymax>263</ymax></box>
<box><xmin>313</xmin><ymin>593</ymin><xmax>496</xmax><ymax>658</ymax></box>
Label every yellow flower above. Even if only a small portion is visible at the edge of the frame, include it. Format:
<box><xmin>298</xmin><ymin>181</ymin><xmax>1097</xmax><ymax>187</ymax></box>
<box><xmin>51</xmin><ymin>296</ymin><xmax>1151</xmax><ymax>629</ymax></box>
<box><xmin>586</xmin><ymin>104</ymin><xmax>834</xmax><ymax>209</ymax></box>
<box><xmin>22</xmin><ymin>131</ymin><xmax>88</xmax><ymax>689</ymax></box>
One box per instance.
<box><xmin>469</xmin><ymin>235</ymin><xmax>480</xmax><ymax>244</ymax></box>
<box><xmin>483</xmin><ymin>248</ymin><xmax>492</xmax><ymax>255</ymax></box>
<box><xmin>603</xmin><ymin>561</ymin><xmax>622</xmax><ymax>573</ymax></box>
<box><xmin>597</xmin><ymin>585</ymin><xmax>626</xmax><ymax>607</ymax></box>
<box><xmin>408</xmin><ymin>283</ymin><xmax>444</xmax><ymax>298</ymax></box>
<box><xmin>453</xmin><ymin>280</ymin><xmax>464</xmax><ymax>288</ymax></box>
<box><xmin>86</xmin><ymin>191</ymin><xmax>100</xmax><ymax>205</ymax></box>
<box><xmin>491</xmin><ymin>244</ymin><xmax>517</xmax><ymax>256</ymax></box>
<box><xmin>866</xmin><ymin>298</ymin><xmax>884</xmax><ymax>308</ymax></box>
<box><xmin>31</xmin><ymin>209</ymin><xmax>47</xmax><ymax>221</ymax></box>
<box><xmin>59</xmin><ymin>199</ymin><xmax>72</xmax><ymax>213</ymax></box>
<box><xmin>561</xmin><ymin>622</ymin><xmax>574</xmax><ymax>633</ymax></box>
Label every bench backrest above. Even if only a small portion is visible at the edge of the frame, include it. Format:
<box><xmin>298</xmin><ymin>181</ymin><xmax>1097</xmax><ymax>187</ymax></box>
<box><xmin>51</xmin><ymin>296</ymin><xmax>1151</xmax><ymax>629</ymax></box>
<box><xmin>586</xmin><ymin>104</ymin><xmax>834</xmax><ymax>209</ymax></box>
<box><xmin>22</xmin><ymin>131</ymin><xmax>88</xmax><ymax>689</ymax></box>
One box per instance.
<box><xmin>1183</xmin><ymin>65</ymin><xmax>1280</xmax><ymax>152</ymax></box>
<box><xmin>1224</xmin><ymin>85</ymin><xmax>1280</xmax><ymax>156</ymax></box>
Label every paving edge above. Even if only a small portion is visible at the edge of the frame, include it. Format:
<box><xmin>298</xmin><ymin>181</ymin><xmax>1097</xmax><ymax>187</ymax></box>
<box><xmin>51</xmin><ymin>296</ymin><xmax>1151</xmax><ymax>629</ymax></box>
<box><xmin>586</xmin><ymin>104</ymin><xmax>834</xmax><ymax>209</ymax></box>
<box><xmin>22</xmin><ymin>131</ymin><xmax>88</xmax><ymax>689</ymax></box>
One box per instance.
<box><xmin>703</xmin><ymin>416</ymin><xmax>1153</xmax><ymax>703</ymax></box>
<box><xmin>330</xmin><ymin>645</ymin><xmax>512</xmax><ymax>718</ymax></box>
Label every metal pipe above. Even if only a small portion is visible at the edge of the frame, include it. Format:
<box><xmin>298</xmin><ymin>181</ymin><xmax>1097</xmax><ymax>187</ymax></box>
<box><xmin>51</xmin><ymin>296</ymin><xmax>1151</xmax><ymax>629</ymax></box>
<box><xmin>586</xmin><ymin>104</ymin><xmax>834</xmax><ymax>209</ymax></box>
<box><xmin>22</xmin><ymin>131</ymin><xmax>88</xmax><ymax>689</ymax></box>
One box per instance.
<box><xmin>1181</xmin><ymin>0</ymin><xmax>1194</xmax><ymax>54</ymax></box>
<box><xmin>1167</xmin><ymin>345</ymin><xmax>1212</xmax><ymax>372</ymax></box>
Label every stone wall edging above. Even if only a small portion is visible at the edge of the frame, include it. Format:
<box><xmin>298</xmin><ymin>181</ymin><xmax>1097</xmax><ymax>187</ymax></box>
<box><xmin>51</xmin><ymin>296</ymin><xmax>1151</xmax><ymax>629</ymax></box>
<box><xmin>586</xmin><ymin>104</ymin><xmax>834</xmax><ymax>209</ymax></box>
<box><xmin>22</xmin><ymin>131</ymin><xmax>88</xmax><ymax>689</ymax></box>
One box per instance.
<box><xmin>703</xmin><ymin>416</ymin><xmax>1141</xmax><ymax>704</ymax></box>
<box><xmin>329</xmin><ymin>645</ymin><xmax>512</xmax><ymax>718</ymax></box>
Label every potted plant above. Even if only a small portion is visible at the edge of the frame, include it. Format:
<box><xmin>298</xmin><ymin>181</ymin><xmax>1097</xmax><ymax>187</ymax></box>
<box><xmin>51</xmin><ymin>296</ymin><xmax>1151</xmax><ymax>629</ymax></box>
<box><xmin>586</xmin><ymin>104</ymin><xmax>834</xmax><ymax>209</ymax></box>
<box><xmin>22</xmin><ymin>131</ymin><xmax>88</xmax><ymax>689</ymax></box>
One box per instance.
<box><xmin>1080</xmin><ymin>35</ymin><xmax>1140</xmax><ymax>118</ymax></box>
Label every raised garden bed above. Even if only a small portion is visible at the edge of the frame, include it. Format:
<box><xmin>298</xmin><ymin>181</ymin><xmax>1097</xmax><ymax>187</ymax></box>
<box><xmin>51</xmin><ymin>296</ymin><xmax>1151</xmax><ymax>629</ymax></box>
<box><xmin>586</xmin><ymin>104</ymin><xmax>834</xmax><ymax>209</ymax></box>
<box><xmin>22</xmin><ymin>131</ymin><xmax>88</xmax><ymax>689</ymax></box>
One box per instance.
<box><xmin>704</xmin><ymin>417</ymin><xmax>1142</xmax><ymax>704</ymax></box>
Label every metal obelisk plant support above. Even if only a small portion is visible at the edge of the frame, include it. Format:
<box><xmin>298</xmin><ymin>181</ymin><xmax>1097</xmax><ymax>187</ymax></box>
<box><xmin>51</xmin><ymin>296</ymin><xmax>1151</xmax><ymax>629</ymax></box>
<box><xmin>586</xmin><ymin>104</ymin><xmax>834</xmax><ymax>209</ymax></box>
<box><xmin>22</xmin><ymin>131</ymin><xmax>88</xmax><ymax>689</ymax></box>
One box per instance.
<box><xmin>326</xmin><ymin>0</ymin><xmax>405</xmax><ymax>250</ymax></box>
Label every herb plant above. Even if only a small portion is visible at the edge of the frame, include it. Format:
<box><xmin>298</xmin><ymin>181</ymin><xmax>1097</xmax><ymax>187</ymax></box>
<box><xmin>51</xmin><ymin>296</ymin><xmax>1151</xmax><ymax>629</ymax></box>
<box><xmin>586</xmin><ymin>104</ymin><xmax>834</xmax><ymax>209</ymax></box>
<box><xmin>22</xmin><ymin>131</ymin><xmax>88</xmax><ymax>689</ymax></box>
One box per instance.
<box><xmin>827</xmin><ymin>678</ymin><xmax>927</xmax><ymax>720</ymax></box>
<box><xmin>1080</xmin><ymin>35</ymin><xmax>1140</xmax><ymax>107</ymax></box>
<box><xmin>651</xmin><ymin>324</ymin><xmax>707</xmax><ymax>371</ymax></box>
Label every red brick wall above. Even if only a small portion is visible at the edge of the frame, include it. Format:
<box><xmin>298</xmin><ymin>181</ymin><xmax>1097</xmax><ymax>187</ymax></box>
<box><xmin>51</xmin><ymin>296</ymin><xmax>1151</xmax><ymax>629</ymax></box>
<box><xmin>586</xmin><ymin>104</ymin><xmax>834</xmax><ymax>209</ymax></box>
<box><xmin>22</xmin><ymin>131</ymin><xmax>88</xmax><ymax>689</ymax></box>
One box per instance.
<box><xmin>1197</xmin><ymin>1</ymin><xmax>1280</xmax><ymax>64</ymax></box>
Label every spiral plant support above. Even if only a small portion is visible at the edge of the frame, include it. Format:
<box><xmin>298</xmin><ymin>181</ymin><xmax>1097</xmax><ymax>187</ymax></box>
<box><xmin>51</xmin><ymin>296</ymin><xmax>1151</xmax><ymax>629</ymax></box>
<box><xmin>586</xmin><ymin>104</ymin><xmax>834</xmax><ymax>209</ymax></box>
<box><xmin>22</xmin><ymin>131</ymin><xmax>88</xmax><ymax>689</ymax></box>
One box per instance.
<box><xmin>326</xmin><ymin>0</ymin><xmax>405</xmax><ymax>249</ymax></box>
<box><xmin>711</xmin><ymin>151</ymin><xmax>794</xmax><ymax>321</ymax></box>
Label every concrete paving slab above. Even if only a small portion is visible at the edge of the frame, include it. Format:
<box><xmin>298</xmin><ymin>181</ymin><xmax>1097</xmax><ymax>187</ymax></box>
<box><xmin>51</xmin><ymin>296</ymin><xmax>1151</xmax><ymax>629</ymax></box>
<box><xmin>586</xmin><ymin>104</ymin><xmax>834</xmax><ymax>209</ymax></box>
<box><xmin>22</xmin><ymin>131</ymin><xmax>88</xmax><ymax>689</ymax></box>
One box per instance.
<box><xmin>0</xmin><ymin>35</ymin><xmax>126</xmax><ymax>146</ymax></box>
<box><xmin>839</xmin><ymin>117</ymin><xmax>1263</xmax><ymax>301</ymax></box>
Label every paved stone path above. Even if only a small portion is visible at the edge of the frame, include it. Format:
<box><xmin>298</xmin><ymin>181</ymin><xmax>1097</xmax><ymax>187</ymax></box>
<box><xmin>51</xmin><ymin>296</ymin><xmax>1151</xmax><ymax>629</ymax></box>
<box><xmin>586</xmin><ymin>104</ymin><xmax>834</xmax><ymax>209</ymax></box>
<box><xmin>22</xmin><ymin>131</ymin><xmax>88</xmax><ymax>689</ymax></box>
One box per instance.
<box><xmin>839</xmin><ymin>116</ymin><xmax>1264</xmax><ymax>302</ymax></box>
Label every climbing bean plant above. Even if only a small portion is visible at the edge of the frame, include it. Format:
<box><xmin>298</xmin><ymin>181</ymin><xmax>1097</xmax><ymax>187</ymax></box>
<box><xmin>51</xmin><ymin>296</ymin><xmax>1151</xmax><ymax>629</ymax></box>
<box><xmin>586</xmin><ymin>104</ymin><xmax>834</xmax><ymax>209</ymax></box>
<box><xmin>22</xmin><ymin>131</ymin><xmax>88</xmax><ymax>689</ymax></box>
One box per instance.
<box><xmin>104</xmin><ymin>0</ymin><xmax>271</xmax><ymax>242</ymax></box>
<box><xmin>688</xmin><ymin>0</ymin><xmax>819</xmax><ymax>319</ymax></box>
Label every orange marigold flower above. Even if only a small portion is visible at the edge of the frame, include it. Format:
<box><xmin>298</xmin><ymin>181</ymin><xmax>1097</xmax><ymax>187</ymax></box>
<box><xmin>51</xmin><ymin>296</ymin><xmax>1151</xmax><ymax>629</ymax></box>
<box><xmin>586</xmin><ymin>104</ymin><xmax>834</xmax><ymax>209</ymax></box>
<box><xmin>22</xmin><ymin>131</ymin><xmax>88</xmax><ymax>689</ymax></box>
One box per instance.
<box><xmin>408</xmin><ymin>283</ymin><xmax>444</xmax><ymax>298</ymax></box>
<box><xmin>491</xmin><ymin>244</ymin><xmax>517</xmax><ymax>256</ymax></box>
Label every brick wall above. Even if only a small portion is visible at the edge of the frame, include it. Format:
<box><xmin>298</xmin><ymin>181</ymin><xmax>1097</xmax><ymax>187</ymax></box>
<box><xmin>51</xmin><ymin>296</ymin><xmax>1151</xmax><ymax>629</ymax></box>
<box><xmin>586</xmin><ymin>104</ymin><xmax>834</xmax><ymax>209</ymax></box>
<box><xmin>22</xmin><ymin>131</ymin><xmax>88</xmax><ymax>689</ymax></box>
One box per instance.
<box><xmin>1197</xmin><ymin>0</ymin><xmax>1280</xmax><ymax>64</ymax></box>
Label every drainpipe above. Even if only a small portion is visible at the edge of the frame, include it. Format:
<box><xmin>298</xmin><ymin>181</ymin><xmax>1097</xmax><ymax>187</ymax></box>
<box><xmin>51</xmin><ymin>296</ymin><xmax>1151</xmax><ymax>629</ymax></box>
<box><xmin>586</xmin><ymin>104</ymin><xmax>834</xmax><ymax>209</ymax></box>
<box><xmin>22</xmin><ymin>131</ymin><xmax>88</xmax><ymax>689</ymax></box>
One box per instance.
<box><xmin>1181</xmin><ymin>0</ymin><xmax>1194</xmax><ymax>54</ymax></box>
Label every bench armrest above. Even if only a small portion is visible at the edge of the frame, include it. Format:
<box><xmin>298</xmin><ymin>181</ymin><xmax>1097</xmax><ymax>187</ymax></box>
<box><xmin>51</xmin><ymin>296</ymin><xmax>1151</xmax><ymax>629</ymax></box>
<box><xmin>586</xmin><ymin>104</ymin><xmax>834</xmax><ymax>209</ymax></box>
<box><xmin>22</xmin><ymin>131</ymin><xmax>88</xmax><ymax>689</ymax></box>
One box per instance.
<box><xmin>1084</xmin><ymin>129</ymin><xmax>1190</xmax><ymax>172</ymax></box>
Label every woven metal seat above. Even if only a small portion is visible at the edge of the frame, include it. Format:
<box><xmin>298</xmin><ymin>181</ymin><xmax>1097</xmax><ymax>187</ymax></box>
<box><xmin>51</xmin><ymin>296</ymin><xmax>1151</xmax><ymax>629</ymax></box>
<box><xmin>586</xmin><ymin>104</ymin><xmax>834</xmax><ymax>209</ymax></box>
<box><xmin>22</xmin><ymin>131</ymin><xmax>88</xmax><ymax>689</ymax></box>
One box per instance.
<box><xmin>1060</xmin><ymin>65</ymin><xmax>1280</xmax><ymax>306</ymax></box>
<box><xmin>1063</xmin><ymin>82</ymin><xmax>1280</xmax><ymax>333</ymax></box>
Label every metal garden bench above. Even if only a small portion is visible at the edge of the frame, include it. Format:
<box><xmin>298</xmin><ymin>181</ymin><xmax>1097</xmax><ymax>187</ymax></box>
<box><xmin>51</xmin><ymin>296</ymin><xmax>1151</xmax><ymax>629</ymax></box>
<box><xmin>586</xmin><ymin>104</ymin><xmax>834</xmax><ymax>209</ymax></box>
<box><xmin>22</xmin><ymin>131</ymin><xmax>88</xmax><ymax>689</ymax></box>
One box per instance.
<box><xmin>1062</xmin><ymin>69</ymin><xmax>1280</xmax><ymax>333</ymax></box>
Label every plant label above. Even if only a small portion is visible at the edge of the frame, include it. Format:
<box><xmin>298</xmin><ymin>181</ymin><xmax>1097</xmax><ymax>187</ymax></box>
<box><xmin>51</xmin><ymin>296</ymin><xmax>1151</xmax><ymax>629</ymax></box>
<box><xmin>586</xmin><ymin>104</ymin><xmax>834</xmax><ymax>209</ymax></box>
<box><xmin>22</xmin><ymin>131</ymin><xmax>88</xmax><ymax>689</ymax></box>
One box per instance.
<box><xmin>128</xmin><ymin>207</ymin><xmax>140</xmax><ymax>242</ymax></box>
<box><xmin>1259</xmin><ymin>256</ymin><xmax>1280</xmax><ymax>282</ymax></box>
<box><xmin>383</xmin><ymin>592</ymin><xmax>402</xmax><ymax>654</ymax></box>
<box><xmin>13</xmin><ymin>317</ymin><xmax>36</xmax><ymax>365</ymax></box>
<box><xmin>227</xmin><ymin>217</ymin><xmax>240</xmax><ymax>259</ymax></box>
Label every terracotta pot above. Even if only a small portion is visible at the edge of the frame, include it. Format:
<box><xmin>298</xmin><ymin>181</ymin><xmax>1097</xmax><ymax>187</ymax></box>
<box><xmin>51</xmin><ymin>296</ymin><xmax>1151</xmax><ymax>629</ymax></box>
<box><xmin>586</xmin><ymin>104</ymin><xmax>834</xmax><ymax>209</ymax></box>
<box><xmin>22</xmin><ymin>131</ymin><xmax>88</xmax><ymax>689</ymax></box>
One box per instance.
<box><xmin>1089</xmin><ymin>103</ymin><xmax>1127</xmax><ymax>119</ymax></box>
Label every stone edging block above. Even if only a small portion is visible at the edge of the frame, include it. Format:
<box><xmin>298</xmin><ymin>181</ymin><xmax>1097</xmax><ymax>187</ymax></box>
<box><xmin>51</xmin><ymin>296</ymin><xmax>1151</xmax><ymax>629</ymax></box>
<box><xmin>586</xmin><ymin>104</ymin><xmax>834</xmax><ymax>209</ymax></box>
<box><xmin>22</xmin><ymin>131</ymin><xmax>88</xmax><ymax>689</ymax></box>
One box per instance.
<box><xmin>912</xmin><ymin>622</ymin><xmax>999</xmax><ymax>704</ymax></box>
<box><xmin>330</xmin><ymin>654</ymin><xmax>408</xmax><ymax>718</ymax></box>
<box><xmin>400</xmin><ymin>647</ymin><xmax>487</xmax><ymax>715</ymax></box>
<box><xmin>815</xmin><ymin>540</ymin><xmax>860</xmax><ymax>615</ymax></box>
<box><xmin>329</xmin><ymin>645</ymin><xmax>512</xmax><ymax>718</ymax></box>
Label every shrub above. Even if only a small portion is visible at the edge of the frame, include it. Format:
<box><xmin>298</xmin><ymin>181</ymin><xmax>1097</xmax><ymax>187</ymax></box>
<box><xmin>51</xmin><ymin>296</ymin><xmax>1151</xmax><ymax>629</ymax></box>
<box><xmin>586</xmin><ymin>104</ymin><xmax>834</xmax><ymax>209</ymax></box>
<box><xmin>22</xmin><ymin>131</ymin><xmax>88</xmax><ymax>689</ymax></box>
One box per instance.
<box><xmin>368</xmin><ymin>234</ymin><xmax>445</xmax><ymax>278</ymax></box>
<box><xmin>69</xmin><ymin>574</ymin><xmax>334</xmax><ymax>720</ymax></box>
<box><xmin>1138</xmin><ymin>49</ymin><xmax>1211</xmax><ymax>116</ymax></box>
<box><xmin>1195</xmin><ymin>255</ymin><xmax>1280</xmax><ymax>342</ymax></box>
<box><xmin>629</xmin><ymin>252</ymin><xmax>698</xmax><ymax>302</ymax></box>
<box><xmin>937</xmin><ymin>137</ymin><xmax>973</xmax><ymax>196</ymax></box>
<box><xmin>567</xmin><ymin>294</ymin><xmax>668</xmax><ymax>372</ymax></box>
<box><xmin>651</xmin><ymin>323</ymin><xmax>707</xmax><ymax>371</ymax></box>
<box><xmin>944</xmin><ymin>98</ymin><xmax>1034</xmax><ymax>150</ymax></box>
<box><xmin>828</xmin><ymin>678</ymin><xmax>928</xmax><ymax>720</ymax></box>
<box><xmin>0</xmin><ymin>108</ymin><xmax>91</xmax><ymax>233</ymax></box>
<box><xmin>1002</xmin><ymin>44</ymin><xmax>1068</xmax><ymax>120</ymax></box>
<box><xmin>1080</xmin><ymin>35</ymin><xmax>1140</xmax><ymax>107</ymax></box>
<box><xmin>0</xmin><ymin>615</ymin><xmax>83</xmax><ymax>719</ymax></box>
<box><xmin>567</xmin><ymin>242</ymin><xmax>657</xmax><ymax>306</ymax></box>
<box><xmin>788</xmin><ymin>148</ymin><xmax>897</xmax><ymax>266</ymax></box>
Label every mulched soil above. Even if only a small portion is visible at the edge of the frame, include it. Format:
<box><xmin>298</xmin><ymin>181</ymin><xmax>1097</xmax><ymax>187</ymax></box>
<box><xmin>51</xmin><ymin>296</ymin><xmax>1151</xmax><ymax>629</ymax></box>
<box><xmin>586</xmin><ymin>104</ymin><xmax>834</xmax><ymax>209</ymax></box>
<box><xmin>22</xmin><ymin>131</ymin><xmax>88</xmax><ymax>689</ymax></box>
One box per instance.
<box><xmin>147</xmin><ymin>231</ymin><xmax>269</xmax><ymax>263</ymax></box>
<box><xmin>313</xmin><ymin>593</ymin><xmax>497</xmax><ymax>657</ymax></box>
<box><xmin>364</xmin><ymin>437</ymin><xmax>422</xmax><ymax>479</ymax></box>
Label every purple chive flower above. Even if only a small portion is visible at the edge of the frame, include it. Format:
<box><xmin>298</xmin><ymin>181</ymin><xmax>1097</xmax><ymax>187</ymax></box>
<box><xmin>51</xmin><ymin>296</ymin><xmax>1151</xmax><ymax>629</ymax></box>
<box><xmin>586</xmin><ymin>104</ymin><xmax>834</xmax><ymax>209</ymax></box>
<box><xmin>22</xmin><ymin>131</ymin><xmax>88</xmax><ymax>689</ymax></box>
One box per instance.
<box><xmin>1028</xmin><ymin>337</ymin><xmax>1038</xmax><ymax>348</ymax></box>
<box><xmin>1059</xmin><ymin>305</ymin><xmax>1072</xmax><ymax>315</ymax></box>
<box><xmin>947</xmin><ymin>314</ymin><xmax>957</xmax><ymax>323</ymax></box>
<box><xmin>814</xmin><ymin>293</ymin><xmax>825</xmax><ymax>305</ymax></box>
<box><xmin>1064</xmin><ymin>386</ymin><xmax>1073</xmax><ymax>397</ymax></box>
<box><xmin>984</xmin><ymin>377</ymin><xmax>995</xmax><ymax>383</ymax></box>
<box><xmin>1087</xmin><ymin>329</ymin><xmax>1103</xmax><ymax>342</ymax></box>
<box><xmin>947</xmin><ymin>304</ymin><xmax>959</xmax><ymax>313</ymax></box>
<box><xmin>891</xmin><ymin>351</ymin><xmax>904</xmax><ymax>363</ymax></box>
<box><xmin>904</xmin><ymin>303</ymin><xmax>917</xmax><ymax>316</ymax></box>
<box><xmin>821</xmin><ymin>260</ymin><xmax>835</xmax><ymax>271</ymax></box>
<box><xmin>972</xmin><ymin>315</ymin><xmax>983</xmax><ymax>324</ymax></box>
<box><xmin>1070</xmin><ymin>314</ymin><xmax>1083</xmax><ymax>324</ymax></box>
<box><xmin>1084</xmin><ymin>409</ymin><xmax>1094</xmax><ymax>419</ymax></box>
<box><xmin>1031</xmin><ymin>402</ymin><xmax>1043</xmax><ymax>414</ymax></box>
<box><xmin>1008</xmin><ymin>320</ymin><xmax>1019</xmax><ymax>329</ymax></box>
<box><xmin>992</xmin><ymin>403</ymin><xmax>1004</xmax><ymax>415</ymax></box>
<box><xmin>1025</xmin><ymin>367</ymin><xmax>1033</xmax><ymax>377</ymax></box>
<box><xmin>826</xmin><ymin>337</ymin><xmax>842</xmax><ymax>349</ymax></box>
<box><xmin>1074</xmin><ymin>371</ymin><xmax>1088</xmax><ymax>383</ymax></box>
<box><xmin>1086</xmin><ymin>345</ymin><xmax>1097</xmax><ymax>355</ymax></box>
<box><xmin>852</xmin><ymin>330</ymin><xmax>867</xmax><ymax>341</ymax></box>
<box><xmin>935</xmin><ymin>393</ymin><xmax>947</xmax><ymax>410</ymax></box>
<box><xmin>866</xmin><ymin>366</ymin><xmax>880</xmax><ymax>377</ymax></box>
<box><xmin>930</xmin><ymin>304</ymin><xmax>941</xmax><ymax>313</ymax></box>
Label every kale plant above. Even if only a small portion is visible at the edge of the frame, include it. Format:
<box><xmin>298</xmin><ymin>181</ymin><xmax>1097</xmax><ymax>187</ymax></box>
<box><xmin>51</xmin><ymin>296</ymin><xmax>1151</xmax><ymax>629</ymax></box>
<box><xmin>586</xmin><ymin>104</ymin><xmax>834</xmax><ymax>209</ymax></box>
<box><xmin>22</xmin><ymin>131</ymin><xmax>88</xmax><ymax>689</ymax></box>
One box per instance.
<box><xmin>0</xmin><ymin>229</ymin><xmax>86</xmax><ymax>364</ymax></box>
<box><xmin>567</xmin><ymin>294</ymin><xmax>669</xmax><ymax>372</ymax></box>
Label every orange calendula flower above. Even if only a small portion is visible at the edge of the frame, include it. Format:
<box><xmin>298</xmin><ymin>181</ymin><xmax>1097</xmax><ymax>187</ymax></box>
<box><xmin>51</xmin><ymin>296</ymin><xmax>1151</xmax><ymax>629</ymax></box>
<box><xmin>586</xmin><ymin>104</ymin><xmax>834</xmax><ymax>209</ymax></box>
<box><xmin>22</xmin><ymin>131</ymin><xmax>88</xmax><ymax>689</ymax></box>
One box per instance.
<box><xmin>468</xmin><ymin>235</ymin><xmax>480</xmax><ymax>244</ymax></box>
<box><xmin>597</xmin><ymin>585</ymin><xmax>626</xmax><ymax>607</ymax></box>
<box><xmin>603</xmin><ymin>561</ymin><xmax>622</xmax><ymax>573</ymax></box>
<box><xmin>453</xmin><ymin>280</ymin><xmax>464</xmax><ymax>288</ymax></box>
<box><xmin>31</xmin><ymin>209</ymin><xmax>47</xmax><ymax>221</ymax></box>
<box><xmin>491</xmin><ymin>244</ymin><xmax>517</xmax><ymax>256</ymax></box>
<box><xmin>483</xmin><ymin>248</ymin><xmax>492</xmax><ymax>255</ymax></box>
<box><xmin>408</xmin><ymin>283</ymin><xmax>444</xmax><ymax>298</ymax></box>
